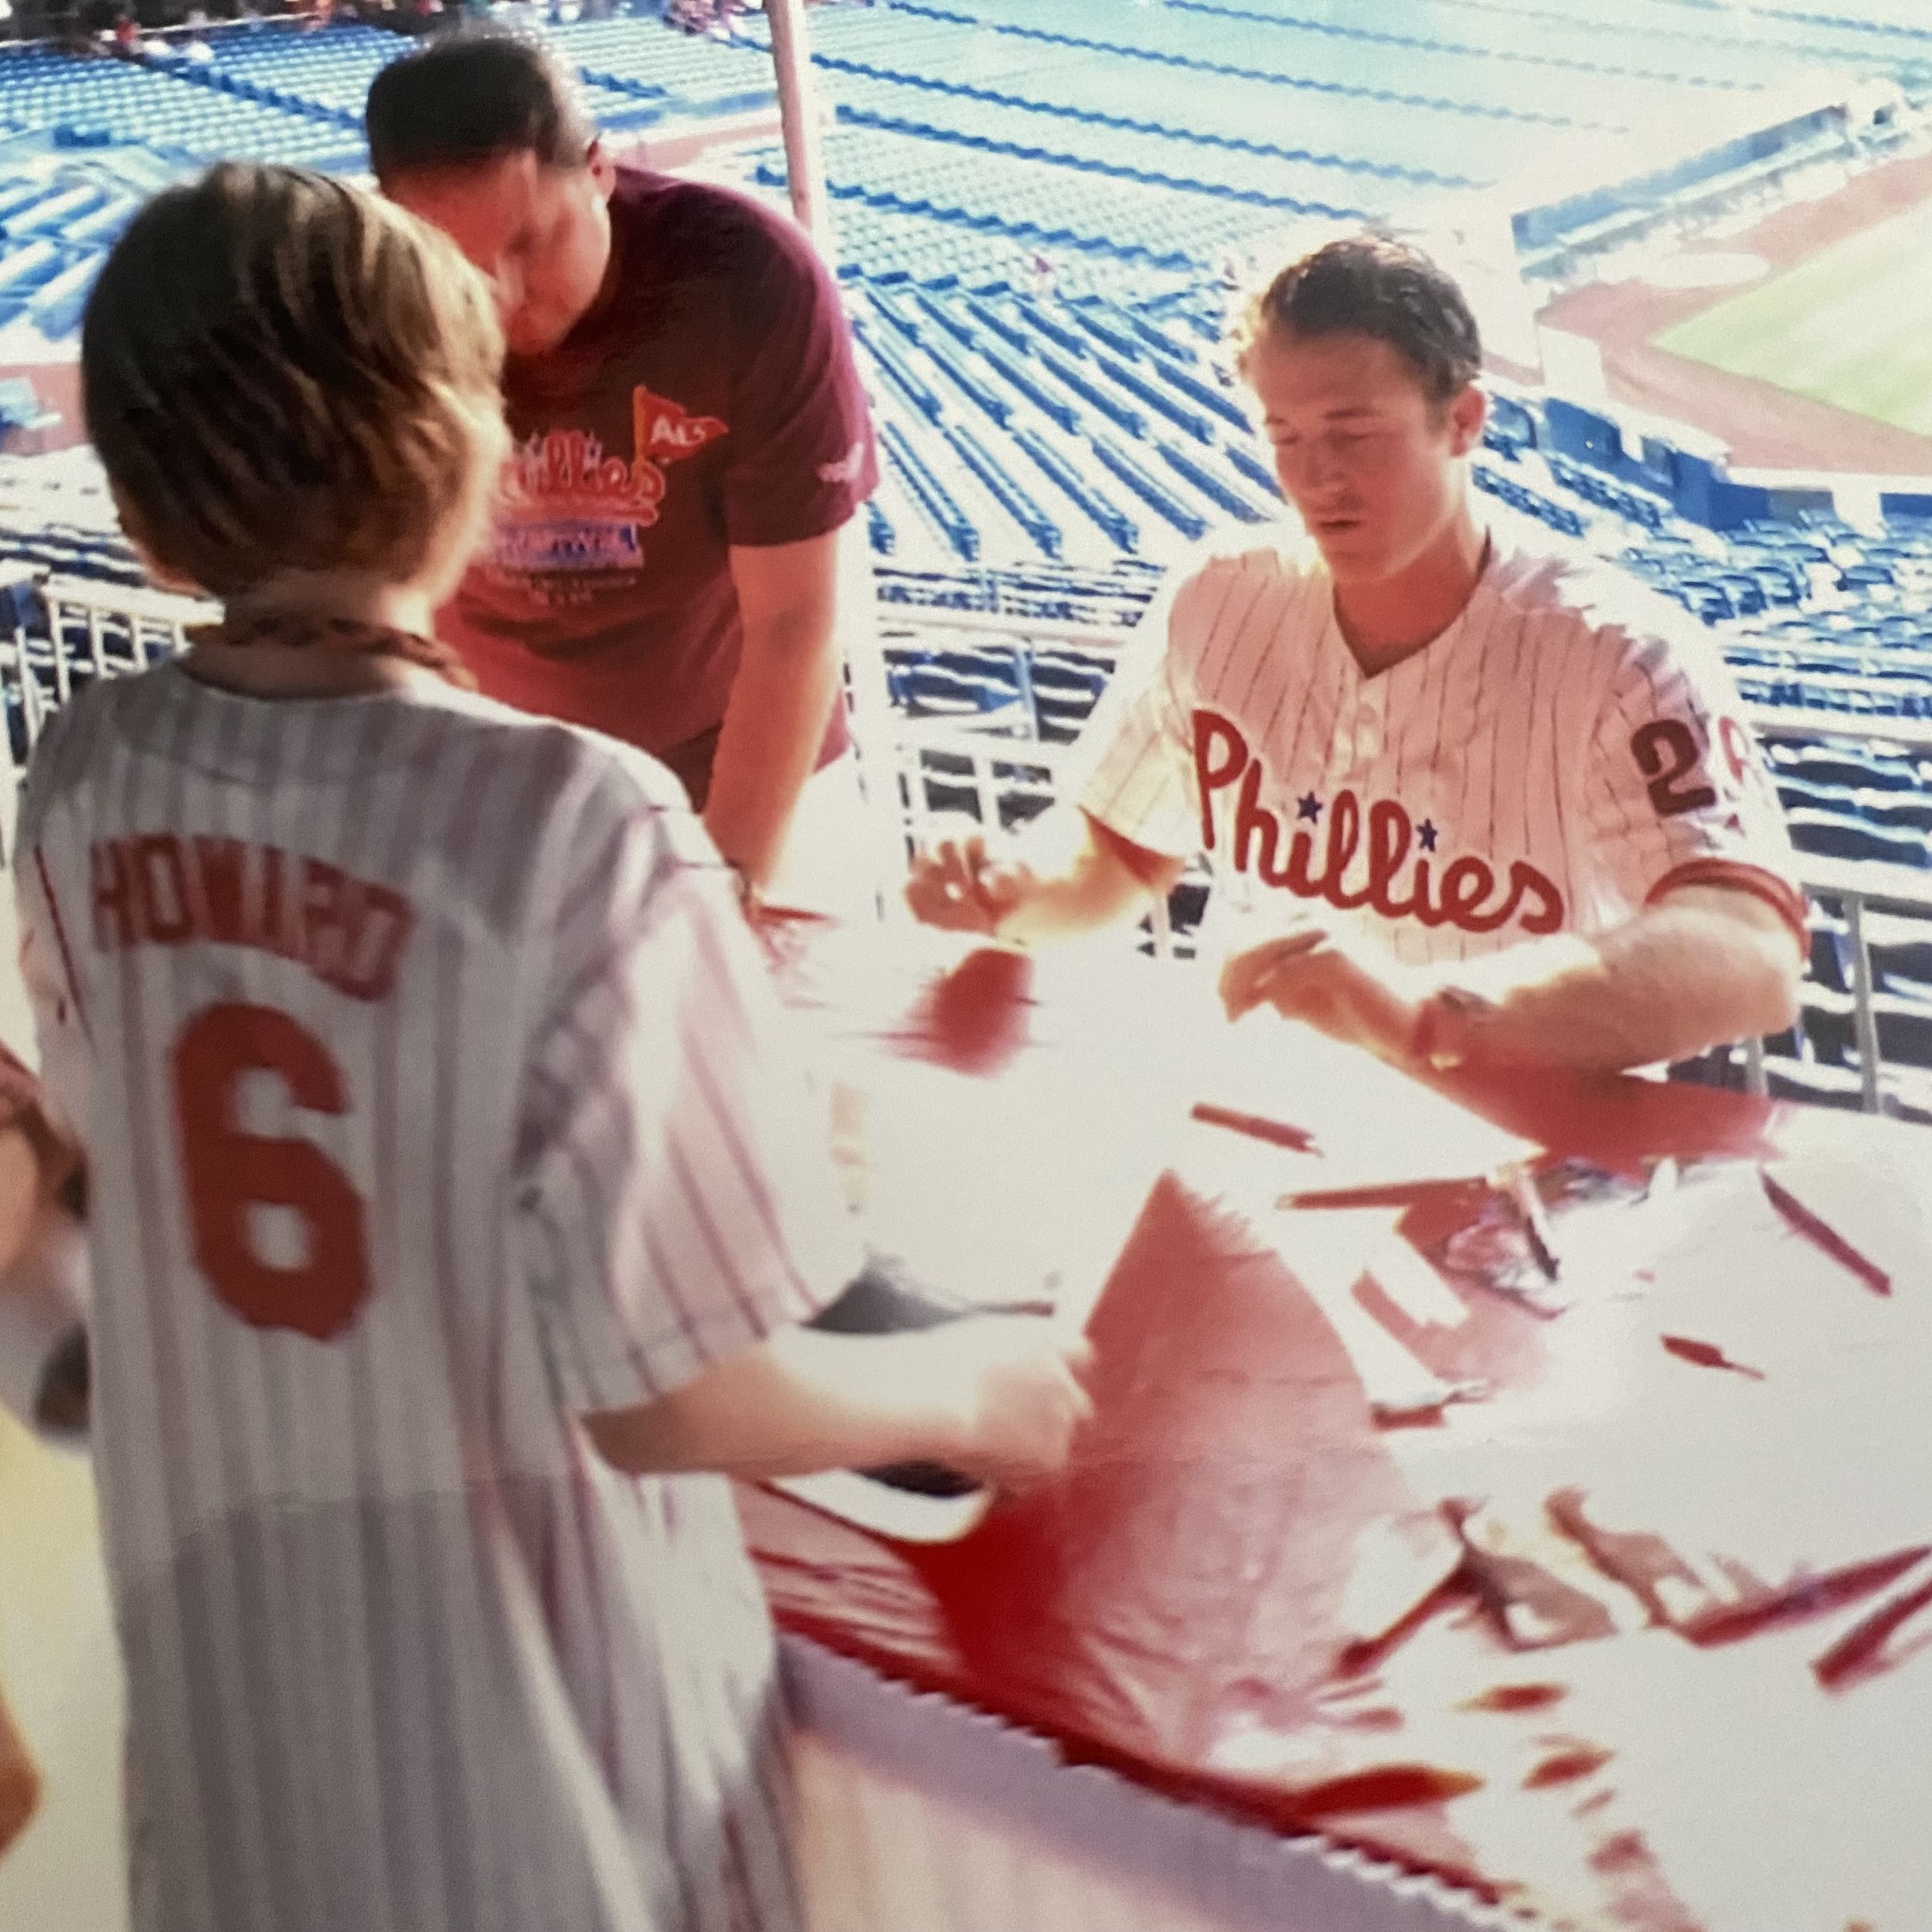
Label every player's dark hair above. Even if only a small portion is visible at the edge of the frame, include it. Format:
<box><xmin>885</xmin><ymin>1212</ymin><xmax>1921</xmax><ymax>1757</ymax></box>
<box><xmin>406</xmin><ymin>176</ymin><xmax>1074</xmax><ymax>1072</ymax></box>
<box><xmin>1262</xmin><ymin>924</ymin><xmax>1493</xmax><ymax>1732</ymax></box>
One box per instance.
<box><xmin>1236</xmin><ymin>234</ymin><xmax>1481</xmax><ymax>404</ymax></box>
<box><xmin>365</xmin><ymin>31</ymin><xmax>597</xmax><ymax>180</ymax></box>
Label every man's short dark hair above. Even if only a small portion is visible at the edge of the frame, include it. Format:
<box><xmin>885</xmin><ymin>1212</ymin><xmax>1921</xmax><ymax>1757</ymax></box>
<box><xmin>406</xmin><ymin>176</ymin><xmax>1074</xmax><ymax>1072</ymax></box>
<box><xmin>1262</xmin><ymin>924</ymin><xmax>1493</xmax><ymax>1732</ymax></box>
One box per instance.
<box><xmin>1235</xmin><ymin>234</ymin><xmax>1482</xmax><ymax>404</ymax></box>
<box><xmin>365</xmin><ymin>31</ymin><xmax>597</xmax><ymax>179</ymax></box>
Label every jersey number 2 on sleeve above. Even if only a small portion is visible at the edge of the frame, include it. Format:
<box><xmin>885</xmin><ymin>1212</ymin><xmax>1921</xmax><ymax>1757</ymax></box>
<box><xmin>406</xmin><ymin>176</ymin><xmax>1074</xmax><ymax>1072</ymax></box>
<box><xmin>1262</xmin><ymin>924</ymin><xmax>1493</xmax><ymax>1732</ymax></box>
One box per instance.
<box><xmin>172</xmin><ymin>1002</ymin><xmax>372</xmax><ymax>1341</ymax></box>
<box><xmin>1629</xmin><ymin>718</ymin><xmax>1718</xmax><ymax>819</ymax></box>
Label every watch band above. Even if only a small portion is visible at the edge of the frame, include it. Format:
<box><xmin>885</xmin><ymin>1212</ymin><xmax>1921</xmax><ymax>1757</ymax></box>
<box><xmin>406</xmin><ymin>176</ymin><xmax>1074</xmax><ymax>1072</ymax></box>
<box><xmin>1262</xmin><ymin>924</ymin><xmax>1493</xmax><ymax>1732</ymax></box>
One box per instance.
<box><xmin>1413</xmin><ymin>985</ymin><xmax>1501</xmax><ymax>1073</ymax></box>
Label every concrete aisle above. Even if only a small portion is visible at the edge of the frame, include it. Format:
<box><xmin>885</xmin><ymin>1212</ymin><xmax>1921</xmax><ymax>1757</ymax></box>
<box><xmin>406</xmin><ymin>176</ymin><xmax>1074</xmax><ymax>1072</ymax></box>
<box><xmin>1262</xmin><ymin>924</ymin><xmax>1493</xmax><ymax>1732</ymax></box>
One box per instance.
<box><xmin>0</xmin><ymin>1410</ymin><xmax>128</xmax><ymax>1932</ymax></box>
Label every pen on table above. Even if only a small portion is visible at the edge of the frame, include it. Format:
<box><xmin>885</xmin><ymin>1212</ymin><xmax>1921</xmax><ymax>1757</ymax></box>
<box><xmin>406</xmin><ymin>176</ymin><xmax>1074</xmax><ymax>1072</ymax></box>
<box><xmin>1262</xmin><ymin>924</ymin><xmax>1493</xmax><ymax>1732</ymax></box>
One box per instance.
<box><xmin>1498</xmin><ymin>1161</ymin><xmax>1560</xmax><ymax>1282</ymax></box>
<box><xmin>1813</xmin><ymin>1560</ymin><xmax>1932</xmax><ymax>1689</ymax></box>
<box><xmin>1760</xmin><ymin>1166</ymin><xmax>1890</xmax><ymax>1297</ymax></box>
<box><xmin>1278</xmin><ymin>1178</ymin><xmax>1488</xmax><ymax>1212</ymax></box>
<box><xmin>1189</xmin><ymin>1103</ymin><xmax>1319</xmax><ymax>1155</ymax></box>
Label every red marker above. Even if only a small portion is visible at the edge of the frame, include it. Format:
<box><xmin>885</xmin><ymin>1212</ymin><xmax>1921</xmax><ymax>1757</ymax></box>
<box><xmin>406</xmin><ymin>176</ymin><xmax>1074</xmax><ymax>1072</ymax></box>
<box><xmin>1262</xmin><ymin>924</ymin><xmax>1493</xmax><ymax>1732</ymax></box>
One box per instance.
<box><xmin>1760</xmin><ymin>1168</ymin><xmax>1890</xmax><ymax>1296</ymax></box>
<box><xmin>1814</xmin><ymin>1565</ymin><xmax>1932</xmax><ymax>1689</ymax></box>
<box><xmin>1189</xmin><ymin>1102</ymin><xmax>1318</xmax><ymax>1155</ymax></box>
<box><xmin>1661</xmin><ymin>1334</ymin><xmax>1766</xmax><ymax>1381</ymax></box>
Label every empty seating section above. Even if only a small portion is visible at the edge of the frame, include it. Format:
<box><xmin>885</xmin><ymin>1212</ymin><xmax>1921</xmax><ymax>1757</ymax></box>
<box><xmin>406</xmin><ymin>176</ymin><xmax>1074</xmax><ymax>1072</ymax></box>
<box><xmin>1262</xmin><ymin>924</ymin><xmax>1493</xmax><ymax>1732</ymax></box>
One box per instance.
<box><xmin>0</xmin><ymin>168</ymin><xmax>142</xmax><ymax>341</ymax></box>
<box><xmin>878</xmin><ymin>0</ymin><xmax>1790</xmax><ymax>136</ymax></box>
<box><xmin>0</xmin><ymin>46</ymin><xmax>359</xmax><ymax>165</ymax></box>
<box><xmin>773</xmin><ymin>124</ymin><xmax>1317</xmax><ymax>291</ymax></box>
<box><xmin>1163</xmin><ymin>0</ymin><xmax>1908</xmax><ymax>96</ymax></box>
<box><xmin>539</xmin><ymin>17</ymin><xmax>776</xmax><ymax>118</ymax></box>
<box><xmin>188</xmin><ymin>22</ymin><xmax>399</xmax><ymax>115</ymax></box>
<box><xmin>884</xmin><ymin>635</ymin><xmax>1111</xmax><ymax>745</ymax></box>
<box><xmin>852</xmin><ymin>281</ymin><xmax>1282</xmax><ymax>565</ymax></box>
<box><xmin>821</xmin><ymin>69</ymin><xmax>1446</xmax><ymax>207</ymax></box>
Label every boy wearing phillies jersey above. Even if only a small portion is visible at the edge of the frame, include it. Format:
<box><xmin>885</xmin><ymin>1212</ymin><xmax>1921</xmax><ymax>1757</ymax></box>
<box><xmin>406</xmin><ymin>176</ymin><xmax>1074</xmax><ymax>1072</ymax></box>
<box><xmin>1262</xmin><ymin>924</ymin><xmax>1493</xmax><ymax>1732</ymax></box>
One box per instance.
<box><xmin>907</xmin><ymin>236</ymin><xmax>1804</xmax><ymax>1077</ymax></box>
<box><xmin>8</xmin><ymin>163</ymin><xmax>1087</xmax><ymax>1932</ymax></box>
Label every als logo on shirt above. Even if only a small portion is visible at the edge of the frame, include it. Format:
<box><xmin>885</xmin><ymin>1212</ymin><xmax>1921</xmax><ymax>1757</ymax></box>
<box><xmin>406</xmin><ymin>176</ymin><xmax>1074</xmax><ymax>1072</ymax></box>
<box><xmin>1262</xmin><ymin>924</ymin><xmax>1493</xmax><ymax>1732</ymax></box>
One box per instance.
<box><xmin>492</xmin><ymin>385</ymin><xmax>728</xmax><ymax>577</ymax></box>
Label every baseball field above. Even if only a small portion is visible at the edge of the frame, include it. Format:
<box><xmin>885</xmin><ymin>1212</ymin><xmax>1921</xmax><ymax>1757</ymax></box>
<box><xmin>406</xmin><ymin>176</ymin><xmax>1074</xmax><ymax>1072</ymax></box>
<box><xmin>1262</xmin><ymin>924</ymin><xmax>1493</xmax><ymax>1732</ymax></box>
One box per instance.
<box><xmin>1655</xmin><ymin>195</ymin><xmax>1932</xmax><ymax>439</ymax></box>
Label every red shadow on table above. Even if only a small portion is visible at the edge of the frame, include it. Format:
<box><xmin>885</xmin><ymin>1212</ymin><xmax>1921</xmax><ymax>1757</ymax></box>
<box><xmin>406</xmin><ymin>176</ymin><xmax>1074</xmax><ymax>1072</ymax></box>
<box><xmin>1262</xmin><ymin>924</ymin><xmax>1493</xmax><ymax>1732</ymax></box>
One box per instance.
<box><xmin>746</xmin><ymin>1173</ymin><xmax>1502</xmax><ymax>1895</ymax></box>
<box><xmin>887</xmin><ymin>947</ymin><xmax>1039</xmax><ymax>1077</ymax></box>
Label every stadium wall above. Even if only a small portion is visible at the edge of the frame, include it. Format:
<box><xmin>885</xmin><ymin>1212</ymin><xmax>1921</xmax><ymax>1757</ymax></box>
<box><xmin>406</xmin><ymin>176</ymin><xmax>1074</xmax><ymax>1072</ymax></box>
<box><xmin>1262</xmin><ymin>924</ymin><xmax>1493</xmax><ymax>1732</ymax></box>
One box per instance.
<box><xmin>1512</xmin><ymin>98</ymin><xmax>1849</xmax><ymax>253</ymax></box>
<box><xmin>1539</xmin><ymin>392</ymin><xmax>1932</xmax><ymax>533</ymax></box>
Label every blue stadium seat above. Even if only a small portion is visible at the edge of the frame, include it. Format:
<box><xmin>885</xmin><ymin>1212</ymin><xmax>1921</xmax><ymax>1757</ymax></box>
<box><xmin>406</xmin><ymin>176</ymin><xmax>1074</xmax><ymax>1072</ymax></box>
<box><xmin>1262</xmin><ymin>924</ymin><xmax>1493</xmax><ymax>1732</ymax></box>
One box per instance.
<box><xmin>1087</xmin><ymin>431</ymin><xmax>1207</xmax><ymax>539</ymax></box>
<box><xmin>943</xmin><ymin>421</ymin><xmax>1064</xmax><ymax>558</ymax></box>
<box><xmin>1011</xmin><ymin>427</ymin><xmax>1138</xmax><ymax>552</ymax></box>
<box><xmin>878</xmin><ymin>420</ymin><xmax>980</xmax><ymax>562</ymax></box>
<box><xmin>1784</xmin><ymin>808</ymin><xmax>1929</xmax><ymax>869</ymax></box>
<box><xmin>1791</xmin><ymin>748</ymin><xmax>1920</xmax><ymax>793</ymax></box>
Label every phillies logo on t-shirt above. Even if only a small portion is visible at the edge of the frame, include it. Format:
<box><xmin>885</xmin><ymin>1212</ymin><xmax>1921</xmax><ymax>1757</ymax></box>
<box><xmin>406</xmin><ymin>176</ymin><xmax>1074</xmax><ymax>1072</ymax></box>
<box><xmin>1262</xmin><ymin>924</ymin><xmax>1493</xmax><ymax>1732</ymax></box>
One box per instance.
<box><xmin>1193</xmin><ymin>708</ymin><xmax>1566</xmax><ymax>937</ymax></box>
<box><xmin>498</xmin><ymin>387</ymin><xmax>729</xmax><ymax>573</ymax></box>
<box><xmin>511</xmin><ymin>426</ymin><xmax>668</xmax><ymax>517</ymax></box>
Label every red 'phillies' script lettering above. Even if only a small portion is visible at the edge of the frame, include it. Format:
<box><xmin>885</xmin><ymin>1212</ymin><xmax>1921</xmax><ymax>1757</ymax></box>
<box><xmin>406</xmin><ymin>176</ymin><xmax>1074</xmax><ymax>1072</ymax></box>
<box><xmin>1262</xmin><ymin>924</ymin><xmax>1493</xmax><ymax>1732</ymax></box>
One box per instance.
<box><xmin>1191</xmin><ymin>707</ymin><xmax>1564</xmax><ymax>937</ymax></box>
<box><xmin>508</xmin><ymin>388</ymin><xmax>725</xmax><ymax>531</ymax></box>
<box><xmin>90</xmin><ymin>835</ymin><xmax>414</xmax><ymax>1001</ymax></box>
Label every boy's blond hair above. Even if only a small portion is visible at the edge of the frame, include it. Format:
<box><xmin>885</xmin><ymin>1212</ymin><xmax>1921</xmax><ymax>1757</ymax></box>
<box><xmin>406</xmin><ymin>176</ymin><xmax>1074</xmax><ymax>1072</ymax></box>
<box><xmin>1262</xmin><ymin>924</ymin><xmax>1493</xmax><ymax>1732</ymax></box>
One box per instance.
<box><xmin>82</xmin><ymin>162</ymin><xmax>507</xmax><ymax>599</ymax></box>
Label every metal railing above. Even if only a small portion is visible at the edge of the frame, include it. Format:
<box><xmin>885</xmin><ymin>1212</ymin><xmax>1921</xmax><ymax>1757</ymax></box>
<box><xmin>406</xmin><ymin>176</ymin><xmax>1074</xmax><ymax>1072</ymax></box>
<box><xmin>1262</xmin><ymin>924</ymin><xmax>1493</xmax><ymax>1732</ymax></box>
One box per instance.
<box><xmin>9</xmin><ymin>566</ymin><xmax>1932</xmax><ymax>1113</ymax></box>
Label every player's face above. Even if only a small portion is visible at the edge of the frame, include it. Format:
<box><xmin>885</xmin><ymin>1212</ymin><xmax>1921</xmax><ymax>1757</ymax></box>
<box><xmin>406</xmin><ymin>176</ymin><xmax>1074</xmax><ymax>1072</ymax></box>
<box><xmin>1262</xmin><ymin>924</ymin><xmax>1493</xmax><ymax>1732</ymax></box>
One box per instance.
<box><xmin>386</xmin><ymin>146</ymin><xmax>616</xmax><ymax>358</ymax></box>
<box><xmin>1247</xmin><ymin>329</ymin><xmax>1484</xmax><ymax>587</ymax></box>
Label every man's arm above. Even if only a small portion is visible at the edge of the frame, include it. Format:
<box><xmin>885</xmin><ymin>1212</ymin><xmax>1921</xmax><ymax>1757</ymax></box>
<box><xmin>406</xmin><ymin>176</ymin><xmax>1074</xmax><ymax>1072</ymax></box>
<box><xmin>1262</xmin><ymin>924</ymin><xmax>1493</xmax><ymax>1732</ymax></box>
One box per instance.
<box><xmin>1425</xmin><ymin>883</ymin><xmax>1801</xmax><ymax>1072</ymax></box>
<box><xmin>906</xmin><ymin>807</ymin><xmax>1185</xmax><ymax>946</ymax></box>
<box><xmin>581</xmin><ymin>1314</ymin><xmax>1092</xmax><ymax>1488</ymax></box>
<box><xmin>1222</xmin><ymin>883</ymin><xmax>1802</xmax><ymax>1075</ymax></box>
<box><xmin>706</xmin><ymin>527</ymin><xmax>849</xmax><ymax>889</ymax></box>
<box><xmin>0</xmin><ymin>1107</ymin><xmax>90</xmax><ymax>1442</ymax></box>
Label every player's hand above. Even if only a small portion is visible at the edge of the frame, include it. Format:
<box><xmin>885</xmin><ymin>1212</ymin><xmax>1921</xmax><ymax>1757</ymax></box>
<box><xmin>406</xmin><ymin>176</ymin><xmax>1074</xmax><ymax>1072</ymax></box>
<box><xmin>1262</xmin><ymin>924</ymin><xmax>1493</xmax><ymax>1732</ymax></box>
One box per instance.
<box><xmin>1218</xmin><ymin>922</ymin><xmax>1426</xmax><ymax>1066</ymax></box>
<box><xmin>903</xmin><ymin>821</ymin><xmax>1035</xmax><ymax>937</ymax></box>
<box><xmin>937</xmin><ymin>1314</ymin><xmax>1094</xmax><ymax>1488</ymax></box>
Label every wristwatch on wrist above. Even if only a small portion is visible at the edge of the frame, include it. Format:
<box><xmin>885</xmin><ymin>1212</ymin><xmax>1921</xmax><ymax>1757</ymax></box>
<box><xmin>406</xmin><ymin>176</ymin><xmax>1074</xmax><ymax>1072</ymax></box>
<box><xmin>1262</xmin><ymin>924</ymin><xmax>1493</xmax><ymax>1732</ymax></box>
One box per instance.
<box><xmin>1413</xmin><ymin>985</ymin><xmax>1501</xmax><ymax>1073</ymax></box>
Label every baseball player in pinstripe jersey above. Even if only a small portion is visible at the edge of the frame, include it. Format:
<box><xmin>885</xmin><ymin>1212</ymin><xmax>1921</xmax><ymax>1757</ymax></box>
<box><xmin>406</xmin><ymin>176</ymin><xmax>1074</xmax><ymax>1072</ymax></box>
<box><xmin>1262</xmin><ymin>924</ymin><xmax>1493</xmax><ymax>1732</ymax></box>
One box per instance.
<box><xmin>909</xmin><ymin>236</ymin><xmax>1804</xmax><ymax>1078</ymax></box>
<box><xmin>1</xmin><ymin>163</ymin><xmax>1090</xmax><ymax>1932</ymax></box>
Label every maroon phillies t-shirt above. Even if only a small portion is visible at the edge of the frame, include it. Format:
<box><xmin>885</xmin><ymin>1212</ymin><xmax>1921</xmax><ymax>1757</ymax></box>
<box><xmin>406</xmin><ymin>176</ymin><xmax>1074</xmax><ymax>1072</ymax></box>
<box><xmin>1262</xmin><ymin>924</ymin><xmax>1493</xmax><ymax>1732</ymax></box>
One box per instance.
<box><xmin>444</xmin><ymin>167</ymin><xmax>877</xmax><ymax>801</ymax></box>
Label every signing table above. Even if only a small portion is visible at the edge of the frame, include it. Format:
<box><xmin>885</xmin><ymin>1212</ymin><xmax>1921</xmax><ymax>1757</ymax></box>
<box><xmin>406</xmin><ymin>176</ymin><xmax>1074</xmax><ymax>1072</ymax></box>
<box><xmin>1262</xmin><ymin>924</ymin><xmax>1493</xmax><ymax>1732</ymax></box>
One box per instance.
<box><xmin>748</xmin><ymin>918</ymin><xmax>1932</xmax><ymax>1932</ymax></box>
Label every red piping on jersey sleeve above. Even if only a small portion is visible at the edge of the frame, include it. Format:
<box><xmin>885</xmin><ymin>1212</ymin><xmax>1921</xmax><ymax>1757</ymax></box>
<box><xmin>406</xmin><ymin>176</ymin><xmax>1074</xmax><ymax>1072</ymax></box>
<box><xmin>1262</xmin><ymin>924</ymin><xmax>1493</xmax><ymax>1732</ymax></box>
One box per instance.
<box><xmin>1645</xmin><ymin>858</ymin><xmax>1808</xmax><ymax>956</ymax></box>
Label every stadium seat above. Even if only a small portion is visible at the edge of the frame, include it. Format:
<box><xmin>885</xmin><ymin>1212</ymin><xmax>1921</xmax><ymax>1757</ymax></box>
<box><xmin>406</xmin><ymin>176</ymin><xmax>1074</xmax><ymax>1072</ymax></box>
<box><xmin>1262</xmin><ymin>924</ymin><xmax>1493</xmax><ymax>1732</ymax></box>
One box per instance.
<box><xmin>1857</xmin><ymin>793</ymin><xmax>1932</xmax><ymax>835</ymax></box>
<box><xmin>1791</xmin><ymin>748</ymin><xmax>1920</xmax><ymax>794</ymax></box>
<box><xmin>1783</xmin><ymin>808</ymin><xmax>1929</xmax><ymax>869</ymax></box>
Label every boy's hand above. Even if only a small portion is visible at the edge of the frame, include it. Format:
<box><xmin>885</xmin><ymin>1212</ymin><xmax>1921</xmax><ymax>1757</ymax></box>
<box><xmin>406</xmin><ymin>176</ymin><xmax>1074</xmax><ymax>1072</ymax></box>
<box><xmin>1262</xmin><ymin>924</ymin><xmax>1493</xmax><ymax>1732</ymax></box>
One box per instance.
<box><xmin>937</xmin><ymin>1315</ymin><xmax>1095</xmax><ymax>1488</ymax></box>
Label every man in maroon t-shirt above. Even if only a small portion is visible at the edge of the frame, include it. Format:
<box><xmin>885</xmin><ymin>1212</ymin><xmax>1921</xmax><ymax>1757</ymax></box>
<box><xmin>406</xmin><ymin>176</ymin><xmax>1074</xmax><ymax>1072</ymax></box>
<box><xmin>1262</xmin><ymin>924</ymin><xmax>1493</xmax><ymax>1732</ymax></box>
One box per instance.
<box><xmin>366</xmin><ymin>32</ymin><xmax>878</xmax><ymax>896</ymax></box>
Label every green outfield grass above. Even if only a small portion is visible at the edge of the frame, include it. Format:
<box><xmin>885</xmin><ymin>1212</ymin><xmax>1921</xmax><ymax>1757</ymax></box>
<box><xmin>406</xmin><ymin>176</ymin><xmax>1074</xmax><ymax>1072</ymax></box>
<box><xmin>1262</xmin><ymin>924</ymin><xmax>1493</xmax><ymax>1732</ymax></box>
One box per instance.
<box><xmin>1655</xmin><ymin>198</ymin><xmax>1932</xmax><ymax>437</ymax></box>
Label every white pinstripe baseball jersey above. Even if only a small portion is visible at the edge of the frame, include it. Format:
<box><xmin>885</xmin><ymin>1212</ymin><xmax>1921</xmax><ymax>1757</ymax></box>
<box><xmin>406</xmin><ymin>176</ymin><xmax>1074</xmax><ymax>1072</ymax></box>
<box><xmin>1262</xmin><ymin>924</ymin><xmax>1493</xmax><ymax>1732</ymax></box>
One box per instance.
<box><xmin>1080</xmin><ymin>529</ymin><xmax>1806</xmax><ymax>967</ymax></box>
<box><xmin>12</xmin><ymin>658</ymin><xmax>862</xmax><ymax>1932</ymax></box>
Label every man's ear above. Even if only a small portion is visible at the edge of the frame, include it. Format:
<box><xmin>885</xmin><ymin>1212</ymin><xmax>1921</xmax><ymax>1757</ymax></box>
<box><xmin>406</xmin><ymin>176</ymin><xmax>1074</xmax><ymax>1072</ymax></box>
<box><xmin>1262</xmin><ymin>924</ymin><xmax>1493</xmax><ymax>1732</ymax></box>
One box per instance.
<box><xmin>1446</xmin><ymin>383</ymin><xmax>1487</xmax><ymax>459</ymax></box>
<box><xmin>584</xmin><ymin>138</ymin><xmax>617</xmax><ymax>200</ymax></box>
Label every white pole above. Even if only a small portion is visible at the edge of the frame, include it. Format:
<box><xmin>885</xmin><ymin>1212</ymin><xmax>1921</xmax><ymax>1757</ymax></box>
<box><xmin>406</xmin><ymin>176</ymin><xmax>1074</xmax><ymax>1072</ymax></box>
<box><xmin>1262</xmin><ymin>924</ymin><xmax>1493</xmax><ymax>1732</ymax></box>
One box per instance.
<box><xmin>763</xmin><ymin>0</ymin><xmax>835</xmax><ymax>259</ymax></box>
<box><xmin>760</xmin><ymin>0</ymin><xmax>906</xmax><ymax>923</ymax></box>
